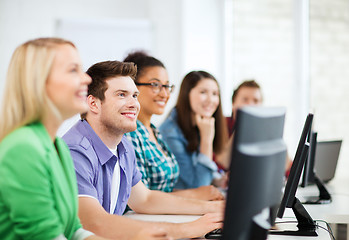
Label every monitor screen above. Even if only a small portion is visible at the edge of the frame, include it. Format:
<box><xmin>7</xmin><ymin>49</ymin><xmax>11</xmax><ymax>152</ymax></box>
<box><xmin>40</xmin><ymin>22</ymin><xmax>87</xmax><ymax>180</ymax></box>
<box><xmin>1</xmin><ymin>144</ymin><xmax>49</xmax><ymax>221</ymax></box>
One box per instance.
<box><xmin>301</xmin><ymin>131</ymin><xmax>332</xmax><ymax>204</ymax></box>
<box><xmin>314</xmin><ymin>140</ymin><xmax>342</xmax><ymax>182</ymax></box>
<box><xmin>276</xmin><ymin>113</ymin><xmax>313</xmax><ymax>217</ymax></box>
<box><xmin>221</xmin><ymin>106</ymin><xmax>287</xmax><ymax>240</ymax></box>
<box><xmin>270</xmin><ymin>113</ymin><xmax>318</xmax><ymax>236</ymax></box>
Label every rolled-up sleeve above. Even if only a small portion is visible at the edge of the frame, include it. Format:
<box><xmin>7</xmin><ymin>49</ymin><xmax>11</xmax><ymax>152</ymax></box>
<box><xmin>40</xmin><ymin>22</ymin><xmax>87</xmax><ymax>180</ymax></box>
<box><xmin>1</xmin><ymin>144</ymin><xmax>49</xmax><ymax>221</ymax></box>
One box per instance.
<box><xmin>195</xmin><ymin>152</ymin><xmax>218</xmax><ymax>171</ymax></box>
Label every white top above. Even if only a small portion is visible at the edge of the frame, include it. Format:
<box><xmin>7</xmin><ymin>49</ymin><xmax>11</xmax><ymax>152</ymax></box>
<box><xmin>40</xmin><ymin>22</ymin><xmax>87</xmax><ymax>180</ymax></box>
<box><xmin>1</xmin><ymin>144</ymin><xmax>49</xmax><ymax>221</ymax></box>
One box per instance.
<box><xmin>109</xmin><ymin>146</ymin><xmax>120</xmax><ymax>214</ymax></box>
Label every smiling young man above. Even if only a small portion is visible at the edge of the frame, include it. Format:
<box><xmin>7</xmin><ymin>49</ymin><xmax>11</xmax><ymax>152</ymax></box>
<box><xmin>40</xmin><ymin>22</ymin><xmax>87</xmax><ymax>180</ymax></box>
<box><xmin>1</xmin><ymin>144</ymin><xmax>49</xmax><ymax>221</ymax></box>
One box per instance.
<box><xmin>62</xmin><ymin>61</ymin><xmax>224</xmax><ymax>240</ymax></box>
<box><xmin>226</xmin><ymin>80</ymin><xmax>263</xmax><ymax>136</ymax></box>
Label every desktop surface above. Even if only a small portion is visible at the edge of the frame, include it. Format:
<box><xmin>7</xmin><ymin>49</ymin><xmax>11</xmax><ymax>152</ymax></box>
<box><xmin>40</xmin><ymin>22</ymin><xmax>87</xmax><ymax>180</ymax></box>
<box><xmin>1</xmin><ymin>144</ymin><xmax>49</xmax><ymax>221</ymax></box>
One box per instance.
<box><xmin>124</xmin><ymin>179</ymin><xmax>349</xmax><ymax>240</ymax></box>
<box><xmin>294</xmin><ymin>177</ymin><xmax>349</xmax><ymax>223</ymax></box>
<box><xmin>124</xmin><ymin>213</ymin><xmax>344</xmax><ymax>240</ymax></box>
<box><xmin>328</xmin><ymin>223</ymin><xmax>348</xmax><ymax>240</ymax></box>
<box><xmin>204</xmin><ymin>221</ymin><xmax>333</xmax><ymax>240</ymax></box>
<box><xmin>269</xmin><ymin>221</ymin><xmax>332</xmax><ymax>240</ymax></box>
<box><xmin>124</xmin><ymin>212</ymin><xmax>338</xmax><ymax>240</ymax></box>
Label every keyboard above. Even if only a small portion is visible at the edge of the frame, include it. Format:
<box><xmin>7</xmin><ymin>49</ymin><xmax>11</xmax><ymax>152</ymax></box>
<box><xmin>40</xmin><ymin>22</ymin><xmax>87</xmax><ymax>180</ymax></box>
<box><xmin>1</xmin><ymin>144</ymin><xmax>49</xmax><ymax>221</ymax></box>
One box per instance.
<box><xmin>205</xmin><ymin>228</ymin><xmax>222</xmax><ymax>239</ymax></box>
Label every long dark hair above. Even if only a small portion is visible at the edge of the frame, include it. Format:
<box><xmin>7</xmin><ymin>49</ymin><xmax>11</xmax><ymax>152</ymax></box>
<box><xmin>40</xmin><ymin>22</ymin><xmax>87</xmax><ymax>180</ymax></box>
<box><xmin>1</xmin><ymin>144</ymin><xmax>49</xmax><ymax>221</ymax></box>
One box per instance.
<box><xmin>175</xmin><ymin>71</ymin><xmax>228</xmax><ymax>154</ymax></box>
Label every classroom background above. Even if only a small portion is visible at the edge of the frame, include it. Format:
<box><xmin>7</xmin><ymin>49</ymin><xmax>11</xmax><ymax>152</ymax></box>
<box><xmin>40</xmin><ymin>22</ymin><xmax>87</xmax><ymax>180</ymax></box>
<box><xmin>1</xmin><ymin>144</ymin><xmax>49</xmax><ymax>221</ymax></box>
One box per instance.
<box><xmin>0</xmin><ymin>0</ymin><xmax>348</xmax><ymax>183</ymax></box>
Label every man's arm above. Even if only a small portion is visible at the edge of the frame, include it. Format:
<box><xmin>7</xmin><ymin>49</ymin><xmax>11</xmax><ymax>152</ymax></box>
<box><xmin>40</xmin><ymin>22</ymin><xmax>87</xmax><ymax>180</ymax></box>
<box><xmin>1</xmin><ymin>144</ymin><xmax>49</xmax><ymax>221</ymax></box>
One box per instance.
<box><xmin>78</xmin><ymin>197</ymin><xmax>223</xmax><ymax>239</ymax></box>
<box><xmin>128</xmin><ymin>182</ymin><xmax>225</xmax><ymax>215</ymax></box>
<box><xmin>78</xmin><ymin>197</ymin><xmax>145</xmax><ymax>239</ymax></box>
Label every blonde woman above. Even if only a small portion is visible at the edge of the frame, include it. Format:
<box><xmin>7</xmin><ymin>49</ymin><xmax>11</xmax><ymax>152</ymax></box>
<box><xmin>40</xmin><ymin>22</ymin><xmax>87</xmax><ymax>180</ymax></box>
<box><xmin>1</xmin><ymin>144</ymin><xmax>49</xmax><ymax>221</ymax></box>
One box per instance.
<box><xmin>0</xmin><ymin>38</ymin><xmax>173</xmax><ymax>240</ymax></box>
<box><xmin>0</xmin><ymin>38</ymin><xmax>105</xmax><ymax>240</ymax></box>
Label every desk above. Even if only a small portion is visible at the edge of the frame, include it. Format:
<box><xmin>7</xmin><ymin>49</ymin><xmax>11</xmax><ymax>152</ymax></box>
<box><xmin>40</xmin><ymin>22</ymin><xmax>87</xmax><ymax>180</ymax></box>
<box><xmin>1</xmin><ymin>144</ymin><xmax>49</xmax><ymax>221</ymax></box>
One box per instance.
<box><xmin>125</xmin><ymin>212</ymin><xmax>332</xmax><ymax>239</ymax></box>
<box><xmin>289</xmin><ymin>176</ymin><xmax>349</xmax><ymax>224</ymax></box>
<box><xmin>125</xmin><ymin>178</ymin><xmax>349</xmax><ymax>239</ymax></box>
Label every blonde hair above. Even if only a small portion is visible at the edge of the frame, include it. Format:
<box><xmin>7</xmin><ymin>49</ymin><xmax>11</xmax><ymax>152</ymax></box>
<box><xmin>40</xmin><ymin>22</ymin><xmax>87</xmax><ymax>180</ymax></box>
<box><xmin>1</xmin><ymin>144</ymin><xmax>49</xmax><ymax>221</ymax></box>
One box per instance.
<box><xmin>0</xmin><ymin>37</ymin><xmax>76</xmax><ymax>141</ymax></box>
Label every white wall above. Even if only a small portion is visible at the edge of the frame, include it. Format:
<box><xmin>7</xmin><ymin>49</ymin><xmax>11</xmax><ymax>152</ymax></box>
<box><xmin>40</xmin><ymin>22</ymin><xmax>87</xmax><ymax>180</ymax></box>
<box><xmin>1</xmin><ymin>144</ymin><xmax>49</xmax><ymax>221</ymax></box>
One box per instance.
<box><xmin>230</xmin><ymin>0</ymin><xmax>297</xmax><ymax>146</ymax></box>
<box><xmin>0</xmin><ymin>0</ymin><xmax>347</xmax><ymax>181</ymax></box>
<box><xmin>229</xmin><ymin>0</ymin><xmax>349</xmax><ymax>181</ymax></box>
<box><xmin>0</xmin><ymin>0</ymin><xmax>185</xmax><ymax>131</ymax></box>
<box><xmin>0</xmin><ymin>0</ymin><xmax>224</xmax><ymax>126</ymax></box>
<box><xmin>0</xmin><ymin>0</ymin><xmax>147</xmax><ymax>100</ymax></box>
<box><xmin>310</xmin><ymin>0</ymin><xmax>349</xmax><ymax>182</ymax></box>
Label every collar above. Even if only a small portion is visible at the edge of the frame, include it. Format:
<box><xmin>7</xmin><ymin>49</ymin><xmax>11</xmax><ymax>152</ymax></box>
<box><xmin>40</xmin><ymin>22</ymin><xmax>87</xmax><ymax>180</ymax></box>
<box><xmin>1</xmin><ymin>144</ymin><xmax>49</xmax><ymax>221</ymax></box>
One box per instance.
<box><xmin>80</xmin><ymin>120</ymin><xmax>127</xmax><ymax>165</ymax></box>
<box><xmin>29</xmin><ymin>122</ymin><xmax>57</xmax><ymax>150</ymax></box>
<box><xmin>136</xmin><ymin>120</ymin><xmax>160</xmax><ymax>139</ymax></box>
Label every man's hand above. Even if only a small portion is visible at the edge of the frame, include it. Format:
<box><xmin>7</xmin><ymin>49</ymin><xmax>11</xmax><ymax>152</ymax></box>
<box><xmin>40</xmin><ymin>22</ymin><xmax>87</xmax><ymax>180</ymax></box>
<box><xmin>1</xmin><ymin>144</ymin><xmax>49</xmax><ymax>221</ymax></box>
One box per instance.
<box><xmin>181</xmin><ymin>212</ymin><xmax>224</xmax><ymax>239</ymax></box>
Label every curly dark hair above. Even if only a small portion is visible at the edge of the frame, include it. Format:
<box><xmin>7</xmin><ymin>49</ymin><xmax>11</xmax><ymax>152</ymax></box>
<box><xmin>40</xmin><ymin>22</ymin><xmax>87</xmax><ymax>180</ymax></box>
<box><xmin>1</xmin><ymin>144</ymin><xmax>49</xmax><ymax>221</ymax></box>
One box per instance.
<box><xmin>123</xmin><ymin>50</ymin><xmax>165</xmax><ymax>82</ymax></box>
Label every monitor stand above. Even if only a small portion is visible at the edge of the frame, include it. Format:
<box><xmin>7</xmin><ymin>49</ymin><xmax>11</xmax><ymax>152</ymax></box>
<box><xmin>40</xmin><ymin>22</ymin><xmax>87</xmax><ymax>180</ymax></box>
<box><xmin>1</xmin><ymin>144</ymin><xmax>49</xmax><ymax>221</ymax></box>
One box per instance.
<box><xmin>302</xmin><ymin>174</ymin><xmax>332</xmax><ymax>204</ymax></box>
<box><xmin>269</xmin><ymin>197</ymin><xmax>318</xmax><ymax>236</ymax></box>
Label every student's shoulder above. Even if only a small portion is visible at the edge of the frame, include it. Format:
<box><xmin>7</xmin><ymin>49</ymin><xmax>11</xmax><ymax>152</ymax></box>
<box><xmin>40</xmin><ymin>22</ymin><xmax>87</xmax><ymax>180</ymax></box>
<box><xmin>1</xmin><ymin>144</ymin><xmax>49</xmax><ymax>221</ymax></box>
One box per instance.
<box><xmin>159</xmin><ymin>116</ymin><xmax>181</xmax><ymax>136</ymax></box>
<box><xmin>0</xmin><ymin>123</ymin><xmax>49</xmax><ymax>165</ymax></box>
<box><xmin>0</xmin><ymin>125</ymin><xmax>46</xmax><ymax>183</ymax></box>
<box><xmin>62</xmin><ymin>121</ymin><xmax>90</xmax><ymax>147</ymax></box>
<box><xmin>63</xmin><ymin>126</ymin><xmax>98</xmax><ymax>165</ymax></box>
<box><xmin>160</xmin><ymin>108</ymin><xmax>178</xmax><ymax>127</ymax></box>
<box><xmin>1</xmin><ymin>123</ymin><xmax>48</xmax><ymax>149</ymax></box>
<box><xmin>121</xmin><ymin>135</ymin><xmax>136</xmax><ymax>150</ymax></box>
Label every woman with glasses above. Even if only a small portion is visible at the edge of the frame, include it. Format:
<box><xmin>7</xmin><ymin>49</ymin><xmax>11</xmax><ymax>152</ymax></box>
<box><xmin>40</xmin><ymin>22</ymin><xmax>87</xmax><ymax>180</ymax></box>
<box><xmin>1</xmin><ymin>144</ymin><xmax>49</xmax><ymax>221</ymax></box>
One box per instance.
<box><xmin>123</xmin><ymin>51</ymin><xmax>223</xmax><ymax>200</ymax></box>
<box><xmin>159</xmin><ymin>71</ymin><xmax>229</xmax><ymax>191</ymax></box>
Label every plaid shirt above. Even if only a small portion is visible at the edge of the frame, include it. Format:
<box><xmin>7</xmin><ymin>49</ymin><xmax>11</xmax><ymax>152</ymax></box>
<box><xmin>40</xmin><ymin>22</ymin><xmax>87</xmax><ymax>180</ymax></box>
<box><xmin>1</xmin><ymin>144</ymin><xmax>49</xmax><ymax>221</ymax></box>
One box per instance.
<box><xmin>125</xmin><ymin>120</ymin><xmax>179</xmax><ymax>192</ymax></box>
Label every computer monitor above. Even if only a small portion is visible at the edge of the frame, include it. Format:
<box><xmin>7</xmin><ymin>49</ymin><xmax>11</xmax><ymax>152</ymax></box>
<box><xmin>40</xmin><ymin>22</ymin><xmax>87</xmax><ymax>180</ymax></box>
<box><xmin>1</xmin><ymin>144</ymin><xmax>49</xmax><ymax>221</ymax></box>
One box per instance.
<box><xmin>301</xmin><ymin>131</ymin><xmax>317</xmax><ymax>187</ymax></box>
<box><xmin>221</xmin><ymin>106</ymin><xmax>287</xmax><ymax>240</ymax></box>
<box><xmin>314</xmin><ymin>140</ymin><xmax>342</xmax><ymax>183</ymax></box>
<box><xmin>301</xmin><ymin>131</ymin><xmax>332</xmax><ymax>204</ymax></box>
<box><xmin>270</xmin><ymin>113</ymin><xmax>318</xmax><ymax>236</ymax></box>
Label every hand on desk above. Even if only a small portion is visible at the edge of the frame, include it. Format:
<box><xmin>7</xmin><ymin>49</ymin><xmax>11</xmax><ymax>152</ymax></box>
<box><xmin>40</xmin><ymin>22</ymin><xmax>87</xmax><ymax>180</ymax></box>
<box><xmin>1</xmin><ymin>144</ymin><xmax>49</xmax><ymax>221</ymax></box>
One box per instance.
<box><xmin>183</xmin><ymin>212</ymin><xmax>224</xmax><ymax>239</ymax></box>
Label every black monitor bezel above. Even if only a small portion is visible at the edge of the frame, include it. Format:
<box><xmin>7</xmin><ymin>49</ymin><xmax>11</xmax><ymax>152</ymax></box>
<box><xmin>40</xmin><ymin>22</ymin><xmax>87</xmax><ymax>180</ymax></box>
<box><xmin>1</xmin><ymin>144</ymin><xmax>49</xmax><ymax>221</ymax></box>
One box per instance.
<box><xmin>300</xmin><ymin>131</ymin><xmax>332</xmax><ymax>204</ymax></box>
<box><xmin>301</xmin><ymin>131</ymin><xmax>317</xmax><ymax>187</ymax></box>
<box><xmin>277</xmin><ymin>113</ymin><xmax>313</xmax><ymax>218</ymax></box>
<box><xmin>269</xmin><ymin>113</ymin><xmax>318</xmax><ymax>237</ymax></box>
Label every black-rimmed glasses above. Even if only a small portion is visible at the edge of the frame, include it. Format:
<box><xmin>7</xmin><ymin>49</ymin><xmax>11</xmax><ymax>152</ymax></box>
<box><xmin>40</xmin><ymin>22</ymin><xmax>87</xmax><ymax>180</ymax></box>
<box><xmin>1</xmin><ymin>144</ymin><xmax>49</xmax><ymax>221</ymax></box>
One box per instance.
<box><xmin>136</xmin><ymin>82</ymin><xmax>175</xmax><ymax>94</ymax></box>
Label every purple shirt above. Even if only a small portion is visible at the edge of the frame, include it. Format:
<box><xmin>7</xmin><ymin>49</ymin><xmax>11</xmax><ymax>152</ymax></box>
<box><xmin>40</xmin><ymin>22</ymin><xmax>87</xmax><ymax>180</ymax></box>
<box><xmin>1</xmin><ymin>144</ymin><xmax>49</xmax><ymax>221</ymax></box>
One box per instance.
<box><xmin>62</xmin><ymin>120</ymin><xmax>142</xmax><ymax>215</ymax></box>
